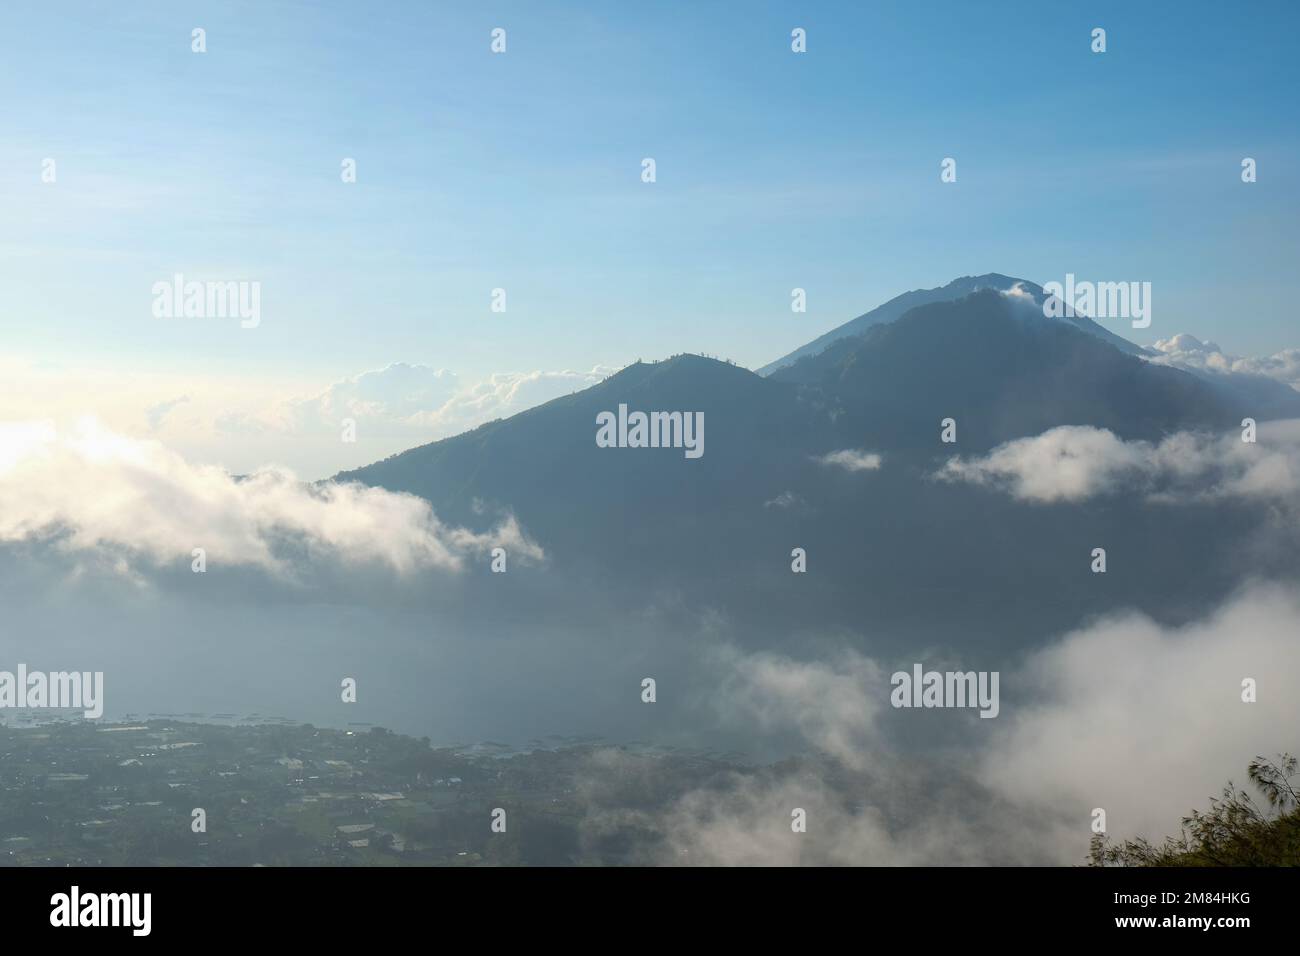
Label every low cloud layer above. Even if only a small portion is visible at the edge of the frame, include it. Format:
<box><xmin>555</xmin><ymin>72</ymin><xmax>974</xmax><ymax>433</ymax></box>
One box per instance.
<box><xmin>0</xmin><ymin>418</ymin><xmax>542</xmax><ymax>575</ymax></box>
<box><xmin>937</xmin><ymin>419</ymin><xmax>1300</xmax><ymax>503</ymax></box>
<box><xmin>984</xmin><ymin>584</ymin><xmax>1300</xmax><ymax>843</ymax></box>
<box><xmin>710</xmin><ymin>646</ymin><xmax>885</xmax><ymax>770</ymax></box>
<box><xmin>606</xmin><ymin>584</ymin><xmax>1300</xmax><ymax>864</ymax></box>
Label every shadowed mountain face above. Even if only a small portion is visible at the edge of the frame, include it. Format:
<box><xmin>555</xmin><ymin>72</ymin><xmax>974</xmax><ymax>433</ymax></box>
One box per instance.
<box><xmin>339</xmin><ymin>287</ymin><xmax>1286</xmax><ymax>666</ymax></box>
<box><xmin>770</xmin><ymin>290</ymin><xmax>1246</xmax><ymax>450</ymax></box>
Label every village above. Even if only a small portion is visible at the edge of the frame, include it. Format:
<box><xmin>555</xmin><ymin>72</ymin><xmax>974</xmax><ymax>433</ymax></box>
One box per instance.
<box><xmin>0</xmin><ymin>717</ymin><xmax>574</xmax><ymax>866</ymax></box>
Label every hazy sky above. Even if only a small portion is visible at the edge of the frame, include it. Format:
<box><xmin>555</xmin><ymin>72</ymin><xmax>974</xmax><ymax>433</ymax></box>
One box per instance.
<box><xmin>2</xmin><ymin>0</ymin><xmax>1297</xmax><ymax>475</ymax></box>
<box><xmin>1</xmin><ymin>5</ymin><xmax>1297</xmax><ymax>859</ymax></box>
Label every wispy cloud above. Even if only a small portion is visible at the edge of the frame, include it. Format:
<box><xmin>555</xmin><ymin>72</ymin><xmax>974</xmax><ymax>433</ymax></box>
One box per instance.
<box><xmin>592</xmin><ymin>584</ymin><xmax>1300</xmax><ymax>865</ymax></box>
<box><xmin>816</xmin><ymin>449</ymin><xmax>883</xmax><ymax>473</ymax></box>
<box><xmin>145</xmin><ymin>395</ymin><xmax>190</xmax><ymax>431</ymax></box>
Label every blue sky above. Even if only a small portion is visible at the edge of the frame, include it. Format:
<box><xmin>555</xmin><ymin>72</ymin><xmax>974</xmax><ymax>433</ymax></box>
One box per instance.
<box><xmin>1</xmin><ymin>0</ymin><xmax>1297</xmax><ymax>472</ymax></box>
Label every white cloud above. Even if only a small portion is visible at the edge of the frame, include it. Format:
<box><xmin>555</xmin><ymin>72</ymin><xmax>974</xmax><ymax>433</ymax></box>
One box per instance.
<box><xmin>762</xmin><ymin>490</ymin><xmax>806</xmax><ymax>510</ymax></box>
<box><xmin>981</xmin><ymin>584</ymin><xmax>1300</xmax><ymax>843</ymax></box>
<box><xmin>938</xmin><ymin>420</ymin><xmax>1300</xmax><ymax>503</ymax></box>
<box><xmin>145</xmin><ymin>395</ymin><xmax>190</xmax><ymax>431</ymax></box>
<box><xmin>641</xmin><ymin>584</ymin><xmax>1300</xmax><ymax>864</ymax></box>
<box><xmin>213</xmin><ymin>363</ymin><xmax>618</xmax><ymax>476</ymax></box>
<box><xmin>217</xmin><ymin>362</ymin><xmax>462</xmax><ymax>437</ymax></box>
<box><xmin>642</xmin><ymin>765</ymin><xmax>997</xmax><ymax>866</ymax></box>
<box><xmin>816</xmin><ymin>448</ymin><xmax>883</xmax><ymax>473</ymax></box>
<box><xmin>1000</xmin><ymin>281</ymin><xmax>1038</xmax><ymax>304</ymax></box>
<box><xmin>255</xmin><ymin>363</ymin><xmax>618</xmax><ymax>438</ymax></box>
<box><xmin>711</xmin><ymin>646</ymin><xmax>885</xmax><ymax>770</ymax></box>
<box><xmin>411</xmin><ymin>367</ymin><xmax>618</xmax><ymax>432</ymax></box>
<box><xmin>3</xmin><ymin>358</ymin><xmax>621</xmax><ymax>479</ymax></box>
<box><xmin>292</xmin><ymin>363</ymin><xmax>462</xmax><ymax>424</ymax></box>
<box><xmin>0</xmin><ymin>418</ymin><xmax>543</xmax><ymax>576</ymax></box>
<box><xmin>1150</xmin><ymin>334</ymin><xmax>1300</xmax><ymax>391</ymax></box>
<box><xmin>938</xmin><ymin>426</ymin><xmax>1149</xmax><ymax>502</ymax></box>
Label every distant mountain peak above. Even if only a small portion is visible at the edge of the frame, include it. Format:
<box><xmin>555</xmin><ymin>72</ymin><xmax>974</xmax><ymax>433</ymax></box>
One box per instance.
<box><xmin>950</xmin><ymin>272</ymin><xmax>1034</xmax><ymax>290</ymax></box>
<box><xmin>601</xmin><ymin>353</ymin><xmax>750</xmax><ymax>389</ymax></box>
<box><xmin>756</xmin><ymin>273</ymin><xmax>1145</xmax><ymax>376</ymax></box>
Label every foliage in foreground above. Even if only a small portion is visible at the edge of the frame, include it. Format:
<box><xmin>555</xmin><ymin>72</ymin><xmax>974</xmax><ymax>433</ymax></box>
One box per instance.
<box><xmin>1089</xmin><ymin>754</ymin><xmax>1300</xmax><ymax>866</ymax></box>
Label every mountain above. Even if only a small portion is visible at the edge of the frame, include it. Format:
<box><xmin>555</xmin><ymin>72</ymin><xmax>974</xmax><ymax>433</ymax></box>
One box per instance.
<box><xmin>339</xmin><ymin>354</ymin><xmax>837</xmax><ymax>577</ymax></box>
<box><xmin>755</xmin><ymin>273</ymin><xmax>1148</xmax><ymax>376</ymax></box>
<box><xmin>769</xmin><ymin>288</ymin><xmax>1244</xmax><ymax>449</ymax></box>
<box><xmin>338</xmin><ymin>282</ymin><xmax>1282</xmax><ymax>661</ymax></box>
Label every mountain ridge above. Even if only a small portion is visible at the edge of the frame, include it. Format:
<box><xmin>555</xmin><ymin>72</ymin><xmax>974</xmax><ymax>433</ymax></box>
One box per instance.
<box><xmin>333</xmin><ymin>278</ymin><xmax>1291</xmax><ymax>661</ymax></box>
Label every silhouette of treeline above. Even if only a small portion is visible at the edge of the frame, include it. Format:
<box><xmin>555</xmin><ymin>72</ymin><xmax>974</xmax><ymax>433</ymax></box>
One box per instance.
<box><xmin>1090</xmin><ymin>754</ymin><xmax>1300</xmax><ymax>866</ymax></box>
